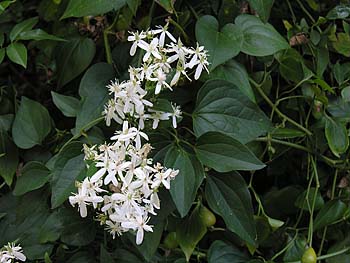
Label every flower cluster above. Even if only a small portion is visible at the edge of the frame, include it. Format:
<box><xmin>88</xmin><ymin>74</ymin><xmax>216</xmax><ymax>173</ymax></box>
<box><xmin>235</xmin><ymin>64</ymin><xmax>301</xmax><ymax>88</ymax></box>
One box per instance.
<box><xmin>69</xmin><ymin>23</ymin><xmax>208</xmax><ymax>245</ymax></box>
<box><xmin>0</xmin><ymin>243</ymin><xmax>26</xmax><ymax>263</ymax></box>
<box><xmin>104</xmin><ymin>23</ymin><xmax>209</xmax><ymax>130</ymax></box>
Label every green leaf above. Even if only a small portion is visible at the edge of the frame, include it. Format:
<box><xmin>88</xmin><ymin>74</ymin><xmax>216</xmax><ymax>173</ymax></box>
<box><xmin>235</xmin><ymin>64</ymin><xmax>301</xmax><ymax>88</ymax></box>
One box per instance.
<box><xmin>205</xmin><ymin>172</ymin><xmax>257</xmax><ymax>245</ymax></box>
<box><xmin>193</xmin><ymin>80</ymin><xmax>272</xmax><ymax>144</ymax></box>
<box><xmin>332</xmin><ymin>62</ymin><xmax>350</xmax><ymax>85</ymax></box>
<box><xmin>313</xmin><ymin>200</ymin><xmax>347</xmax><ymax>231</ymax></box>
<box><xmin>112</xmin><ymin>249</ymin><xmax>143</xmax><ymax>263</ymax></box>
<box><xmin>61</xmin><ymin>0</ymin><xmax>126</xmax><ymax>19</ymax></box>
<box><xmin>195</xmin><ymin>15</ymin><xmax>242</xmax><ymax>70</ymax></box>
<box><xmin>6</xmin><ymin>42</ymin><xmax>27</xmax><ymax>68</ymax></box>
<box><xmin>332</xmin><ymin>33</ymin><xmax>350</xmax><ymax>57</ymax></box>
<box><xmin>60</xmin><ymin>208</ymin><xmax>96</xmax><ymax>246</ymax></box>
<box><xmin>51</xmin><ymin>154</ymin><xmax>86</xmax><ymax>208</ymax></box>
<box><xmin>129</xmin><ymin>219</ymin><xmax>165</xmax><ymax>261</ymax></box>
<box><xmin>207</xmin><ymin>240</ymin><xmax>250</xmax><ymax>263</ymax></box>
<box><xmin>294</xmin><ymin>188</ymin><xmax>324</xmax><ymax>211</ymax></box>
<box><xmin>100</xmin><ymin>246</ymin><xmax>115</xmax><ymax>263</ymax></box>
<box><xmin>155</xmin><ymin>0</ymin><xmax>174</xmax><ymax>13</ymax></box>
<box><xmin>195</xmin><ymin>132</ymin><xmax>265</xmax><ymax>172</ymax></box>
<box><xmin>12</xmin><ymin>97</ymin><xmax>52</xmax><ymax>149</ymax></box>
<box><xmin>235</xmin><ymin>14</ymin><xmax>289</xmax><ymax>56</ymax></box>
<box><xmin>316</xmin><ymin>47</ymin><xmax>329</xmax><ymax>77</ymax></box>
<box><xmin>207</xmin><ymin>60</ymin><xmax>255</xmax><ymax>102</ymax></box>
<box><xmin>327</xmin><ymin>4</ymin><xmax>350</xmax><ymax>20</ymax></box>
<box><xmin>341</xmin><ymin>86</ymin><xmax>350</xmax><ymax>102</ymax></box>
<box><xmin>164</xmin><ymin>145</ymin><xmax>204</xmax><ymax>217</ymax></box>
<box><xmin>325</xmin><ymin>117</ymin><xmax>349</xmax><ymax>157</ymax></box>
<box><xmin>0</xmin><ymin>0</ymin><xmax>15</xmax><ymax>15</ymax></box>
<box><xmin>276</xmin><ymin>48</ymin><xmax>307</xmax><ymax>83</ymax></box>
<box><xmin>9</xmin><ymin>17</ymin><xmax>38</xmax><ymax>41</ymax></box>
<box><xmin>67</xmin><ymin>252</ymin><xmax>95</xmax><ymax>263</ymax></box>
<box><xmin>51</xmin><ymin>91</ymin><xmax>79</xmax><ymax>117</ymax></box>
<box><xmin>327</xmin><ymin>98</ymin><xmax>350</xmax><ymax>121</ymax></box>
<box><xmin>0</xmin><ymin>131</ymin><xmax>18</xmax><ymax>185</ymax></box>
<box><xmin>17</xmin><ymin>29</ymin><xmax>65</xmax><ymax>41</ymax></box>
<box><xmin>247</xmin><ymin>0</ymin><xmax>275</xmax><ymax>22</ymax></box>
<box><xmin>38</xmin><ymin>210</ymin><xmax>64</xmax><ymax>243</ymax></box>
<box><xmin>0</xmin><ymin>48</ymin><xmax>5</xmax><ymax>64</ymax></box>
<box><xmin>56</xmin><ymin>38</ymin><xmax>96</xmax><ymax>87</ymax></box>
<box><xmin>0</xmin><ymin>190</ymin><xmax>53</xmax><ymax>260</ymax></box>
<box><xmin>0</xmin><ymin>114</ymin><xmax>14</xmax><ymax>132</ymax></box>
<box><xmin>126</xmin><ymin>0</ymin><xmax>140</xmax><ymax>16</ymax></box>
<box><xmin>270</xmin><ymin>127</ymin><xmax>305</xmax><ymax>139</ymax></box>
<box><xmin>176</xmin><ymin>204</ymin><xmax>207</xmax><ymax>261</ymax></box>
<box><xmin>283</xmin><ymin>235</ymin><xmax>307</xmax><ymax>262</ymax></box>
<box><xmin>13</xmin><ymin>162</ymin><xmax>51</xmax><ymax>196</ymax></box>
<box><xmin>75</xmin><ymin>63</ymin><xmax>115</xmax><ymax>132</ymax></box>
<box><xmin>79</xmin><ymin>62</ymin><xmax>115</xmax><ymax>97</ymax></box>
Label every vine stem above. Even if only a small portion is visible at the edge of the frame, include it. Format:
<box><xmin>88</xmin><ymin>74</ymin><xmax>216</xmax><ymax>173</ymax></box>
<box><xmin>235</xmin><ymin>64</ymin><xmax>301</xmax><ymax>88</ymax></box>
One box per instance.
<box><xmin>254</xmin><ymin>137</ymin><xmax>343</xmax><ymax>167</ymax></box>
<box><xmin>307</xmin><ymin>157</ymin><xmax>320</xmax><ymax>246</ymax></box>
<box><xmin>318</xmin><ymin>169</ymin><xmax>338</xmax><ymax>255</ymax></box>
<box><xmin>103</xmin><ymin>11</ymin><xmax>120</xmax><ymax>64</ymax></box>
<box><xmin>250</xmin><ymin>78</ymin><xmax>312</xmax><ymax>136</ymax></box>
<box><xmin>103</xmin><ymin>30</ymin><xmax>112</xmax><ymax>64</ymax></box>
<box><xmin>255</xmin><ymin>137</ymin><xmax>311</xmax><ymax>153</ymax></box>
<box><xmin>296</xmin><ymin>0</ymin><xmax>316</xmax><ymax>23</ymax></box>
<box><xmin>271</xmin><ymin>231</ymin><xmax>299</xmax><ymax>261</ymax></box>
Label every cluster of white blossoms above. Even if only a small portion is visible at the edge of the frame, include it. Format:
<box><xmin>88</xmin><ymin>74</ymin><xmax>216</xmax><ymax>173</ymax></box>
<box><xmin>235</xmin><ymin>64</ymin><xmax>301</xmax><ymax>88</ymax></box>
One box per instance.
<box><xmin>69</xmin><ymin>23</ymin><xmax>209</xmax><ymax>245</ymax></box>
<box><xmin>103</xmin><ymin>23</ymin><xmax>209</xmax><ymax>130</ymax></box>
<box><xmin>0</xmin><ymin>243</ymin><xmax>26</xmax><ymax>263</ymax></box>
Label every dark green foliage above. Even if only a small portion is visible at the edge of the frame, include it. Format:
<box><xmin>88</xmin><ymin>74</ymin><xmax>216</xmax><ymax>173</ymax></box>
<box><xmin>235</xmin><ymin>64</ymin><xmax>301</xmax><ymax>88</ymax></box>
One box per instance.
<box><xmin>1</xmin><ymin>1</ymin><xmax>350</xmax><ymax>262</ymax></box>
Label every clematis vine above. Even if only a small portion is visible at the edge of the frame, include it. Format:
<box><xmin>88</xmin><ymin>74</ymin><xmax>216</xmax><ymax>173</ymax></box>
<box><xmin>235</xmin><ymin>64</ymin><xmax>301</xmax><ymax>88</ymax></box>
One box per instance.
<box><xmin>69</xmin><ymin>22</ymin><xmax>209</xmax><ymax>245</ymax></box>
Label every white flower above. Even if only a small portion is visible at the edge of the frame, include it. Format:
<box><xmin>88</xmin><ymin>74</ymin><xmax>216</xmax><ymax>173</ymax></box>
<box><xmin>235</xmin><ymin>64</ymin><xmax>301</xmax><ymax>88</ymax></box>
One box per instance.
<box><xmin>149</xmin><ymin>68</ymin><xmax>171</xmax><ymax>94</ymax></box>
<box><xmin>148</xmin><ymin>110</ymin><xmax>170</xmax><ymax>129</ymax></box>
<box><xmin>128</xmin><ymin>31</ymin><xmax>147</xmax><ymax>56</ymax></box>
<box><xmin>121</xmin><ymin>215</ymin><xmax>153</xmax><ymax>245</ymax></box>
<box><xmin>0</xmin><ymin>243</ymin><xmax>26</xmax><ymax>263</ymax></box>
<box><xmin>111</xmin><ymin>121</ymin><xmax>138</xmax><ymax>145</ymax></box>
<box><xmin>105</xmin><ymin>220</ymin><xmax>123</xmax><ymax>239</ymax></box>
<box><xmin>151</xmin><ymin>23</ymin><xmax>177</xmax><ymax>47</ymax></box>
<box><xmin>169</xmin><ymin>104</ymin><xmax>182</xmax><ymax>128</ymax></box>
<box><xmin>152</xmin><ymin>168</ymin><xmax>172</xmax><ymax>189</ymax></box>
<box><xmin>138</xmin><ymin>38</ymin><xmax>162</xmax><ymax>62</ymax></box>
<box><xmin>69</xmin><ymin>187</ymin><xmax>89</xmax><ymax>217</ymax></box>
<box><xmin>186</xmin><ymin>44</ymin><xmax>209</xmax><ymax>80</ymax></box>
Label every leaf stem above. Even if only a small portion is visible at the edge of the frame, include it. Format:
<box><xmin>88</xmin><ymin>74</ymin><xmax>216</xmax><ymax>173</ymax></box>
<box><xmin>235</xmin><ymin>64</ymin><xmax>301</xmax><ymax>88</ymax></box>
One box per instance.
<box><xmin>249</xmin><ymin>78</ymin><xmax>312</xmax><ymax>136</ymax></box>
<box><xmin>271</xmin><ymin>231</ymin><xmax>299</xmax><ymax>261</ymax></box>
<box><xmin>254</xmin><ymin>137</ymin><xmax>311</xmax><ymax>153</ymax></box>
<box><xmin>296</xmin><ymin>0</ymin><xmax>316</xmax><ymax>23</ymax></box>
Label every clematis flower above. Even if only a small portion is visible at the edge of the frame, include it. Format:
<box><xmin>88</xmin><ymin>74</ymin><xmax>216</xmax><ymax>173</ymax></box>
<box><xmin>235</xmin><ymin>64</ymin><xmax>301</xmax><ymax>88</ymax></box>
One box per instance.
<box><xmin>121</xmin><ymin>215</ymin><xmax>153</xmax><ymax>245</ymax></box>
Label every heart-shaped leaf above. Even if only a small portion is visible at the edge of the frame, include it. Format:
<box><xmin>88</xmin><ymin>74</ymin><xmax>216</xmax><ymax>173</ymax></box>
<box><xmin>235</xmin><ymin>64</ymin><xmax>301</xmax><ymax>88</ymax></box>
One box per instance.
<box><xmin>195</xmin><ymin>15</ymin><xmax>243</xmax><ymax>70</ymax></box>
<box><xmin>205</xmin><ymin>172</ymin><xmax>257</xmax><ymax>246</ymax></box>
<box><xmin>195</xmin><ymin>132</ymin><xmax>265</xmax><ymax>172</ymax></box>
<box><xmin>12</xmin><ymin>97</ymin><xmax>52</xmax><ymax>149</ymax></box>
<box><xmin>235</xmin><ymin>14</ymin><xmax>289</xmax><ymax>57</ymax></box>
<box><xmin>164</xmin><ymin>145</ymin><xmax>204</xmax><ymax>217</ymax></box>
<box><xmin>193</xmin><ymin>80</ymin><xmax>272</xmax><ymax>143</ymax></box>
